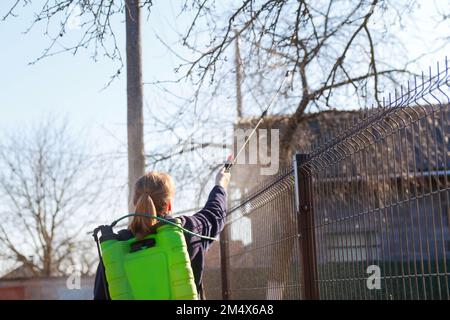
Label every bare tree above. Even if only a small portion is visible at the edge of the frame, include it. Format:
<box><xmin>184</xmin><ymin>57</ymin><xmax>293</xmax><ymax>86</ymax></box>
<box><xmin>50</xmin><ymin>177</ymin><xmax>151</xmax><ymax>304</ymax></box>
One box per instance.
<box><xmin>145</xmin><ymin>0</ymin><xmax>449</xmax><ymax>297</ymax></box>
<box><xmin>4</xmin><ymin>1</ymin><xmax>447</xmax><ymax>205</ymax></box>
<box><xmin>235</xmin><ymin>29</ymin><xmax>244</xmax><ymax>119</ymax></box>
<box><xmin>2</xmin><ymin>1</ymin><xmax>150</xmax><ymax>211</ymax></box>
<box><xmin>3</xmin><ymin>0</ymin><xmax>430</xmax><ymax>207</ymax></box>
<box><xmin>0</xmin><ymin>118</ymin><xmax>107</xmax><ymax>276</ymax></box>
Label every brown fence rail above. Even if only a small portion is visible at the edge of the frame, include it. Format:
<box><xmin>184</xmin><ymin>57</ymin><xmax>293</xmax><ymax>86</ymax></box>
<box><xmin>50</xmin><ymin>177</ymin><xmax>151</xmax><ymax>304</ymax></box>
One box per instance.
<box><xmin>203</xmin><ymin>60</ymin><xmax>450</xmax><ymax>300</ymax></box>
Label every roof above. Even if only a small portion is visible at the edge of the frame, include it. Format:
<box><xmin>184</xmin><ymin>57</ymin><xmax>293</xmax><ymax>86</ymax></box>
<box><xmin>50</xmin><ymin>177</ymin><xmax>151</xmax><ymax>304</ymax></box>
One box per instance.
<box><xmin>232</xmin><ymin>105</ymin><xmax>449</xmax><ymax>191</ymax></box>
<box><xmin>1</xmin><ymin>264</ymin><xmax>37</xmax><ymax>280</ymax></box>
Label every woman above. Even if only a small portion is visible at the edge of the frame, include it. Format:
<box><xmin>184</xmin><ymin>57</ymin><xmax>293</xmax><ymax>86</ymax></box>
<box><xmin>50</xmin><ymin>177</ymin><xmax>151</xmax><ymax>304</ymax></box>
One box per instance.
<box><xmin>93</xmin><ymin>168</ymin><xmax>231</xmax><ymax>300</ymax></box>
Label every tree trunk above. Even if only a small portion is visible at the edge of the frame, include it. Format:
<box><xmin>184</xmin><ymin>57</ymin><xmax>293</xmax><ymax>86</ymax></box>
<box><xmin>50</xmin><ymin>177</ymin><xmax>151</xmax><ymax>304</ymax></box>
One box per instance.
<box><xmin>125</xmin><ymin>0</ymin><xmax>145</xmax><ymax>213</ymax></box>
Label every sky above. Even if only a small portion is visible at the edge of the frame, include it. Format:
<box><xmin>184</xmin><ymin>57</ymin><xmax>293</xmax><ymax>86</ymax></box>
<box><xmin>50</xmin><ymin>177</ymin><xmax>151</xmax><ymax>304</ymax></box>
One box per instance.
<box><xmin>0</xmin><ymin>0</ymin><xmax>449</xmax><ymax>223</ymax></box>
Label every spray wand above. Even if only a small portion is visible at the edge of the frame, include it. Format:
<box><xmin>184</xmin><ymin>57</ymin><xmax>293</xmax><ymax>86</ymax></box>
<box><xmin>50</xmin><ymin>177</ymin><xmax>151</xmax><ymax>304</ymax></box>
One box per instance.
<box><xmin>224</xmin><ymin>71</ymin><xmax>291</xmax><ymax>172</ymax></box>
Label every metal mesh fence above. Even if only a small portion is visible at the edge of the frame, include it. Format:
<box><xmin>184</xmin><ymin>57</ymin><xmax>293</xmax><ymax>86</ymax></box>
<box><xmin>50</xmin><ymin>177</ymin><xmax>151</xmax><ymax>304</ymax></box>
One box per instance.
<box><xmin>203</xmin><ymin>60</ymin><xmax>450</xmax><ymax>300</ymax></box>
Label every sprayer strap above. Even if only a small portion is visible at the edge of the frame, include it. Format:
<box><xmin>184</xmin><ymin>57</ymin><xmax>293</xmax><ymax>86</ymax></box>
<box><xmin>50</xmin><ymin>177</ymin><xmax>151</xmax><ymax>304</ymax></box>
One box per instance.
<box><xmin>109</xmin><ymin>214</ymin><xmax>217</xmax><ymax>242</ymax></box>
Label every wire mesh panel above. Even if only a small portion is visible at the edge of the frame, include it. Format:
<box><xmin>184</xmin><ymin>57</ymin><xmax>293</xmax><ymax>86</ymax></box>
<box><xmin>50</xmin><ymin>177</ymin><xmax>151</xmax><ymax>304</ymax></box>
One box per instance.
<box><xmin>304</xmin><ymin>61</ymin><xmax>450</xmax><ymax>300</ymax></box>
<box><xmin>221</xmin><ymin>168</ymin><xmax>304</xmax><ymax>300</ymax></box>
<box><xmin>203</xmin><ymin>240</ymin><xmax>223</xmax><ymax>299</ymax></box>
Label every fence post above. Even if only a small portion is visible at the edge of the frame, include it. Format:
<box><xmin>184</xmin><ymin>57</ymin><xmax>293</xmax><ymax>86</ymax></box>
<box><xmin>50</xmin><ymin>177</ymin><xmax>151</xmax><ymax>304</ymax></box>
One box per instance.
<box><xmin>220</xmin><ymin>226</ymin><xmax>229</xmax><ymax>300</ymax></box>
<box><xmin>294</xmin><ymin>153</ymin><xmax>319</xmax><ymax>299</ymax></box>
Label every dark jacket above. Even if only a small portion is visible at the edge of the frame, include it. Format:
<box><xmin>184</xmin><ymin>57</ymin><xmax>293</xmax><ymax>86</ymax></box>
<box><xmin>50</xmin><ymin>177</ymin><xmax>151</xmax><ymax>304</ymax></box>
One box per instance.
<box><xmin>93</xmin><ymin>185</ymin><xmax>227</xmax><ymax>300</ymax></box>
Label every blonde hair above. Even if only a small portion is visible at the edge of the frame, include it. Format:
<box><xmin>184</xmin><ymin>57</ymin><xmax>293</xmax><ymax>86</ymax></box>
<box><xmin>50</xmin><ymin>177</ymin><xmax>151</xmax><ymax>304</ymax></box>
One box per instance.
<box><xmin>129</xmin><ymin>172</ymin><xmax>175</xmax><ymax>240</ymax></box>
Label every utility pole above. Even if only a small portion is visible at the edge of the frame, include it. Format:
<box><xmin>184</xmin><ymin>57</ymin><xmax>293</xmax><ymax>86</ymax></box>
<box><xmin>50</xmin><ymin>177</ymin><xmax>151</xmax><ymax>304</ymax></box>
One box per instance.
<box><xmin>125</xmin><ymin>0</ymin><xmax>145</xmax><ymax>212</ymax></box>
<box><xmin>234</xmin><ymin>30</ymin><xmax>243</xmax><ymax>118</ymax></box>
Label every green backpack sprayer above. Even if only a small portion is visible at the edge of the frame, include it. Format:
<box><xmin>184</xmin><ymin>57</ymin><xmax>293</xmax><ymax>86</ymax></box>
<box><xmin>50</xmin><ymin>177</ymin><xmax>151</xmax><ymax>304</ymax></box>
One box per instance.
<box><xmin>91</xmin><ymin>72</ymin><xmax>290</xmax><ymax>300</ymax></box>
<box><xmin>92</xmin><ymin>214</ymin><xmax>216</xmax><ymax>300</ymax></box>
